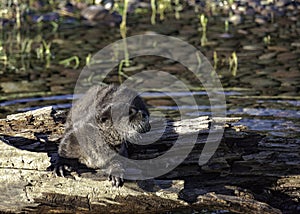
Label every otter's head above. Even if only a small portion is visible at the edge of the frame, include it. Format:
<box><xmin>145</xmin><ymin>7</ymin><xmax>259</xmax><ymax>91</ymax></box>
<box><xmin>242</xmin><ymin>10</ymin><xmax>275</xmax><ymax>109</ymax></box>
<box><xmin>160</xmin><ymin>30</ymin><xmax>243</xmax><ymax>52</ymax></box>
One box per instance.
<box><xmin>95</xmin><ymin>85</ymin><xmax>150</xmax><ymax>141</ymax></box>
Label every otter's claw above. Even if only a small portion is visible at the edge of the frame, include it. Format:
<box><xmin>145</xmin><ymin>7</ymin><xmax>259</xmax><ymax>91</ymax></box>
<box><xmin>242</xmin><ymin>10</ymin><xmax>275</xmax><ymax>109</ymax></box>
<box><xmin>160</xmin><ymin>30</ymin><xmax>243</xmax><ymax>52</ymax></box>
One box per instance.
<box><xmin>50</xmin><ymin>156</ymin><xmax>77</xmax><ymax>178</ymax></box>
<box><xmin>54</xmin><ymin>164</ymin><xmax>72</xmax><ymax>177</ymax></box>
<box><xmin>108</xmin><ymin>174</ymin><xmax>124</xmax><ymax>187</ymax></box>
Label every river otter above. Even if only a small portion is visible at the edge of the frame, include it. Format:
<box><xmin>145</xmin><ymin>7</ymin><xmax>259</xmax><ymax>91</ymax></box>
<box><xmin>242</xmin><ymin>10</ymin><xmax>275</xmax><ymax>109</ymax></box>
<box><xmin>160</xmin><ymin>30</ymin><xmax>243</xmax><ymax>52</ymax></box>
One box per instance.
<box><xmin>54</xmin><ymin>85</ymin><xmax>150</xmax><ymax>187</ymax></box>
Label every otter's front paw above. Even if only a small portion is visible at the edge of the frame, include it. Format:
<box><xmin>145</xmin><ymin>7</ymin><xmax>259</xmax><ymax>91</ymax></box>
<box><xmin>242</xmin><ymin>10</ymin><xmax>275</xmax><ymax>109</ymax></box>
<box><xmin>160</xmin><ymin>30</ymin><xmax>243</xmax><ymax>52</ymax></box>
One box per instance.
<box><xmin>54</xmin><ymin>163</ymin><xmax>72</xmax><ymax>177</ymax></box>
<box><xmin>108</xmin><ymin>174</ymin><xmax>124</xmax><ymax>187</ymax></box>
<box><xmin>107</xmin><ymin>164</ymin><xmax>125</xmax><ymax>187</ymax></box>
<box><xmin>51</xmin><ymin>156</ymin><xmax>77</xmax><ymax>178</ymax></box>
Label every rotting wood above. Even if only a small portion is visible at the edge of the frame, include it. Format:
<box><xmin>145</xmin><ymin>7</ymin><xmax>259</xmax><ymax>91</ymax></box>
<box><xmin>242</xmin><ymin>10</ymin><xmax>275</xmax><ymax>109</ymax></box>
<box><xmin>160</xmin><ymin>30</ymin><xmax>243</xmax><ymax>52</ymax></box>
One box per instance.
<box><xmin>0</xmin><ymin>107</ymin><xmax>299</xmax><ymax>213</ymax></box>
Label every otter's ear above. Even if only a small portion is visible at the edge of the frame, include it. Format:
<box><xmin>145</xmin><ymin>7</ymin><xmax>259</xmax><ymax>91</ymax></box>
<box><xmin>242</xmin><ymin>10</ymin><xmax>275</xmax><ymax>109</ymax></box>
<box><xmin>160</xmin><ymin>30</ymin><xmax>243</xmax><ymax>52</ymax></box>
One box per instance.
<box><xmin>97</xmin><ymin>106</ymin><xmax>111</xmax><ymax>123</ymax></box>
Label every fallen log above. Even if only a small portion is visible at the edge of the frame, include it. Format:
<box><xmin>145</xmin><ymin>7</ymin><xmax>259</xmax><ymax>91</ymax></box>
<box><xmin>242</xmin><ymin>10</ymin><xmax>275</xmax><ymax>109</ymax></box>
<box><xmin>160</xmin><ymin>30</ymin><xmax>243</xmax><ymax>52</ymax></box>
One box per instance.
<box><xmin>0</xmin><ymin>107</ymin><xmax>299</xmax><ymax>213</ymax></box>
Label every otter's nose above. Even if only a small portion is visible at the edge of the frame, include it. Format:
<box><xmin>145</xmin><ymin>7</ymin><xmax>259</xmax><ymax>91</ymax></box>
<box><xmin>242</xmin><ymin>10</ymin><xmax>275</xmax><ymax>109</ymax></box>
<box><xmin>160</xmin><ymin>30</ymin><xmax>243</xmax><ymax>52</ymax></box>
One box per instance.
<box><xmin>141</xmin><ymin>111</ymin><xmax>148</xmax><ymax>118</ymax></box>
<box><xmin>144</xmin><ymin>122</ymin><xmax>151</xmax><ymax>132</ymax></box>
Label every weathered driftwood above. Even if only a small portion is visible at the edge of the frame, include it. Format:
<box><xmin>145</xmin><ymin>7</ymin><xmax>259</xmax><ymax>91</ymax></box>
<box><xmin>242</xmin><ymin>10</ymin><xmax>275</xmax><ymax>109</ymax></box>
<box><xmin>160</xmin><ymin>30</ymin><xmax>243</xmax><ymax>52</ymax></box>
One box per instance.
<box><xmin>0</xmin><ymin>107</ymin><xmax>299</xmax><ymax>213</ymax></box>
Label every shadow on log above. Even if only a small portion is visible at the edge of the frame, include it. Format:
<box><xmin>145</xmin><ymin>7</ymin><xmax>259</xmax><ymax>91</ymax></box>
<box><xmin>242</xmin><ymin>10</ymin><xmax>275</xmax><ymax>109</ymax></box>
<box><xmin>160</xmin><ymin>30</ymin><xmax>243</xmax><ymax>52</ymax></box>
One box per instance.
<box><xmin>0</xmin><ymin>107</ymin><xmax>299</xmax><ymax>213</ymax></box>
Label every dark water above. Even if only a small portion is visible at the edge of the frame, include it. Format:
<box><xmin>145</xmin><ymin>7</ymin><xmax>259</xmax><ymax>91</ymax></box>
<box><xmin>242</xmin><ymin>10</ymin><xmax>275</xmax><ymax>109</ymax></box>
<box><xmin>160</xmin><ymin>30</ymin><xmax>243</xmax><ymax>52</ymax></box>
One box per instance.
<box><xmin>0</xmin><ymin>4</ymin><xmax>299</xmax><ymax>139</ymax></box>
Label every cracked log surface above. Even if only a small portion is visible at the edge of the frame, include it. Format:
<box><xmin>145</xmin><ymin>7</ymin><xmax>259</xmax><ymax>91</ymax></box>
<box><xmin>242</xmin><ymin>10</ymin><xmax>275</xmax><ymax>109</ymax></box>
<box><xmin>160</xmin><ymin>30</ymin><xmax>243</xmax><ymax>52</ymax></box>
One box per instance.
<box><xmin>0</xmin><ymin>107</ymin><xmax>299</xmax><ymax>213</ymax></box>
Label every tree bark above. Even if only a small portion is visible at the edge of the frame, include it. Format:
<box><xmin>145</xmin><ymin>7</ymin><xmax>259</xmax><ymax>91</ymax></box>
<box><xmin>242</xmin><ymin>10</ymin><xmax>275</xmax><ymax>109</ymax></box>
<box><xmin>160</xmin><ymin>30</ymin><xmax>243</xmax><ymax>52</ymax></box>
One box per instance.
<box><xmin>0</xmin><ymin>107</ymin><xmax>299</xmax><ymax>213</ymax></box>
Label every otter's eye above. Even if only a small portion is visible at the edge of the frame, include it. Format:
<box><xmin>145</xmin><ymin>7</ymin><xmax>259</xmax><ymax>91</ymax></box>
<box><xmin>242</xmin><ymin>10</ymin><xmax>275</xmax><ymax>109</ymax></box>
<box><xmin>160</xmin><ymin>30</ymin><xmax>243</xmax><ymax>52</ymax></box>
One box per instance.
<box><xmin>129</xmin><ymin>107</ymin><xmax>138</xmax><ymax>117</ymax></box>
<box><xmin>100</xmin><ymin>116</ymin><xmax>108</xmax><ymax>123</ymax></box>
<box><xmin>98</xmin><ymin>106</ymin><xmax>111</xmax><ymax>123</ymax></box>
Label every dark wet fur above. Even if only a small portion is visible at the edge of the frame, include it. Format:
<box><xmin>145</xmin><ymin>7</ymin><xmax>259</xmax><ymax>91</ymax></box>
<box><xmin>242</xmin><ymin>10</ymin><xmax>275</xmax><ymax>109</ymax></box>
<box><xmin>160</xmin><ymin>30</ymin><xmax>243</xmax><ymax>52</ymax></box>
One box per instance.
<box><xmin>54</xmin><ymin>85</ymin><xmax>150</xmax><ymax>187</ymax></box>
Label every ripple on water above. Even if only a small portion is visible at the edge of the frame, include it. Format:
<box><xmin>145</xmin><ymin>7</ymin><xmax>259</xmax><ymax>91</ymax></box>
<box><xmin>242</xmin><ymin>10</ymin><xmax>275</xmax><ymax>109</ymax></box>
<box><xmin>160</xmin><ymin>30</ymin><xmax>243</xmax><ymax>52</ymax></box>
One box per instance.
<box><xmin>235</xmin><ymin>118</ymin><xmax>300</xmax><ymax>137</ymax></box>
<box><xmin>257</xmin><ymin>100</ymin><xmax>300</xmax><ymax>107</ymax></box>
<box><xmin>18</xmin><ymin>104</ymin><xmax>72</xmax><ymax>112</ymax></box>
<box><xmin>228</xmin><ymin>108</ymin><xmax>300</xmax><ymax>119</ymax></box>
<box><xmin>0</xmin><ymin>94</ymin><xmax>81</xmax><ymax>107</ymax></box>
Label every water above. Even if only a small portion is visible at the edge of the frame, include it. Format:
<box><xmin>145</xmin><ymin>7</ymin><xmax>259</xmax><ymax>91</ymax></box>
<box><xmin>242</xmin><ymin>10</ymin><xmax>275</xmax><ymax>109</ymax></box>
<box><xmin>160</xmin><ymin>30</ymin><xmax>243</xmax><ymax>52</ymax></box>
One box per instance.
<box><xmin>228</xmin><ymin>100</ymin><xmax>300</xmax><ymax>137</ymax></box>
